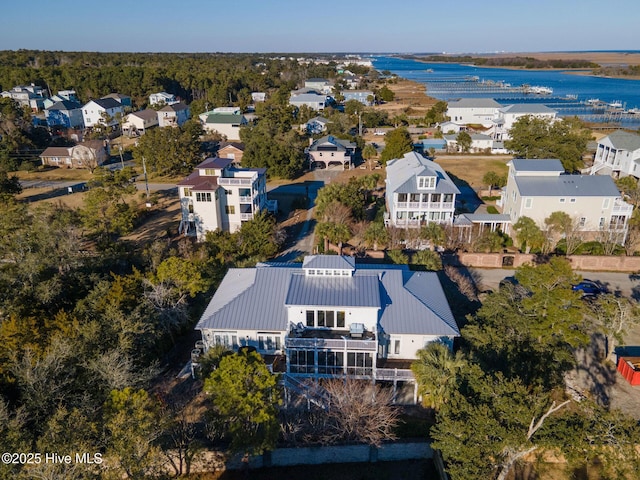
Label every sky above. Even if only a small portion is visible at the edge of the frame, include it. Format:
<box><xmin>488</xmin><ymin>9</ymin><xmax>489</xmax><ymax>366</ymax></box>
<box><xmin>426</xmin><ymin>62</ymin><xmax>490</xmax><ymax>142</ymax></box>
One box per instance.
<box><xmin>1</xmin><ymin>0</ymin><xmax>639</xmax><ymax>54</ymax></box>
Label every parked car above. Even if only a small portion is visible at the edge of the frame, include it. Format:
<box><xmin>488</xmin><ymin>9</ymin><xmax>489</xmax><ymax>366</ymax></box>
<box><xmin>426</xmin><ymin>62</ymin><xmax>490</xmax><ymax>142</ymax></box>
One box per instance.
<box><xmin>572</xmin><ymin>280</ymin><xmax>602</xmax><ymax>297</ymax></box>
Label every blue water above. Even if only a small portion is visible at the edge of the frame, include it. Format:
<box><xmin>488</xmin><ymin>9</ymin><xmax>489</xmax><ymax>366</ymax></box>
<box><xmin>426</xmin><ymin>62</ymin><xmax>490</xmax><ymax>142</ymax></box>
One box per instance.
<box><xmin>373</xmin><ymin>56</ymin><xmax>640</xmax><ymax>124</ymax></box>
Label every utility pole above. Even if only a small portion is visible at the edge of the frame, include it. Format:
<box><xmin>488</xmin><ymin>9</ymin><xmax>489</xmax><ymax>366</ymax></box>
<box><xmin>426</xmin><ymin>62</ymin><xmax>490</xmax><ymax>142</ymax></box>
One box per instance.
<box><xmin>142</xmin><ymin>156</ymin><xmax>150</xmax><ymax>206</ymax></box>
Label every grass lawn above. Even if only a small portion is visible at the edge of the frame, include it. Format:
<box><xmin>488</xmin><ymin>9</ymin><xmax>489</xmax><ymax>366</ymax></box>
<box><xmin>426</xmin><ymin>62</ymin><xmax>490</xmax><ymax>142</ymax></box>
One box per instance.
<box><xmin>435</xmin><ymin>155</ymin><xmax>511</xmax><ymax>189</ymax></box>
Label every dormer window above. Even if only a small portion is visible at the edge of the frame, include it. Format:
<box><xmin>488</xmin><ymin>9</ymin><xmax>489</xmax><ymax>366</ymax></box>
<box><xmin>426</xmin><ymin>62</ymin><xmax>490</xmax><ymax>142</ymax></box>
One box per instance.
<box><xmin>418</xmin><ymin>176</ymin><xmax>436</xmax><ymax>189</ymax></box>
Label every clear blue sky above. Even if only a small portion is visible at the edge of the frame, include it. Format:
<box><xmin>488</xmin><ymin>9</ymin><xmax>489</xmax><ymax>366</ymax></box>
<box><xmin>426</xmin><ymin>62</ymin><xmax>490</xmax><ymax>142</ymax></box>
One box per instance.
<box><xmin>1</xmin><ymin>0</ymin><xmax>638</xmax><ymax>53</ymax></box>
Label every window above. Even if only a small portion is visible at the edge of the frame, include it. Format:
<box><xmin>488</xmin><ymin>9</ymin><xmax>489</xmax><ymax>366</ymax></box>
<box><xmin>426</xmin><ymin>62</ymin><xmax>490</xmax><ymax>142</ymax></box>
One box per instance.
<box><xmin>258</xmin><ymin>333</ymin><xmax>281</xmax><ymax>352</ymax></box>
<box><xmin>418</xmin><ymin>176</ymin><xmax>436</xmax><ymax>189</ymax></box>
<box><xmin>196</xmin><ymin>192</ymin><xmax>211</xmax><ymax>202</ymax></box>
<box><xmin>289</xmin><ymin>350</ymin><xmax>315</xmax><ymax>374</ymax></box>
<box><xmin>603</xmin><ymin>198</ymin><xmax>610</xmax><ymax>209</ymax></box>
<box><xmin>318</xmin><ymin>351</ymin><xmax>344</xmax><ymax>375</ymax></box>
<box><xmin>188</xmin><ymin>203</ymin><xmax>194</xmax><ymax>214</ymax></box>
<box><xmin>599</xmin><ymin>217</ymin><xmax>605</xmax><ymax>229</ymax></box>
<box><xmin>393</xmin><ymin>339</ymin><xmax>401</xmax><ymax>355</ymax></box>
<box><xmin>524</xmin><ymin>198</ymin><xmax>533</xmax><ymax>209</ymax></box>
<box><xmin>579</xmin><ymin>217</ymin><xmax>586</xmax><ymax>227</ymax></box>
<box><xmin>225</xmin><ymin>205</ymin><xmax>235</xmax><ymax>214</ymax></box>
<box><xmin>347</xmin><ymin>352</ymin><xmax>373</xmax><ymax>375</ymax></box>
<box><xmin>204</xmin><ymin>169</ymin><xmax>216</xmax><ymax>176</ymax></box>
<box><xmin>306</xmin><ymin>310</ymin><xmax>314</xmax><ymax>327</ymax></box>
<box><xmin>336</xmin><ymin>311</ymin><xmax>345</xmax><ymax>328</ymax></box>
<box><xmin>213</xmin><ymin>332</ymin><xmax>238</xmax><ymax>349</ymax></box>
<box><xmin>570</xmin><ymin>198</ymin><xmax>576</xmax><ymax>203</ymax></box>
<box><xmin>317</xmin><ymin>311</ymin><xmax>325</xmax><ymax>327</ymax></box>
<box><xmin>559</xmin><ymin>198</ymin><xmax>566</xmax><ymax>203</ymax></box>
<box><xmin>183</xmin><ymin>188</ymin><xmax>192</xmax><ymax>197</ymax></box>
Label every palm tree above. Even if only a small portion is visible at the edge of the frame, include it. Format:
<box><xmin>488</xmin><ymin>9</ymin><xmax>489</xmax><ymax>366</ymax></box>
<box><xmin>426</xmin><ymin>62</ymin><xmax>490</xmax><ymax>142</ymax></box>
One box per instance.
<box><xmin>411</xmin><ymin>342</ymin><xmax>466</xmax><ymax>411</ymax></box>
<box><xmin>362</xmin><ymin>144</ymin><xmax>378</xmax><ymax>170</ymax></box>
<box><xmin>411</xmin><ymin>250</ymin><xmax>442</xmax><ymax>271</ymax></box>
<box><xmin>316</xmin><ymin>221</ymin><xmax>352</xmax><ymax>254</ymax></box>
<box><xmin>420</xmin><ymin>222</ymin><xmax>445</xmax><ymax>251</ymax></box>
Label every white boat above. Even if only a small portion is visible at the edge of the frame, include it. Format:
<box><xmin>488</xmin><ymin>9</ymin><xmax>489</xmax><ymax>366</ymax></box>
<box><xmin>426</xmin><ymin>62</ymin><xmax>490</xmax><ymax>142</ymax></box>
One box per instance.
<box><xmin>609</xmin><ymin>100</ymin><xmax>623</xmax><ymax>108</ymax></box>
<box><xmin>525</xmin><ymin>85</ymin><xmax>553</xmax><ymax>95</ymax></box>
<box><xmin>586</xmin><ymin>98</ymin><xmax>600</xmax><ymax>104</ymax></box>
<box><xmin>627</xmin><ymin>108</ymin><xmax>640</xmax><ymax>114</ymax></box>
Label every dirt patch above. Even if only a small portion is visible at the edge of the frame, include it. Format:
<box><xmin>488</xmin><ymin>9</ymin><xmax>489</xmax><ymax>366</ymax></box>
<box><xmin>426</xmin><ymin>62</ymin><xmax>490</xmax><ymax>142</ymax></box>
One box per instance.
<box><xmin>13</xmin><ymin>166</ymin><xmax>93</xmax><ymax>182</ymax></box>
<box><xmin>376</xmin><ymin>78</ymin><xmax>438</xmax><ymax>117</ymax></box>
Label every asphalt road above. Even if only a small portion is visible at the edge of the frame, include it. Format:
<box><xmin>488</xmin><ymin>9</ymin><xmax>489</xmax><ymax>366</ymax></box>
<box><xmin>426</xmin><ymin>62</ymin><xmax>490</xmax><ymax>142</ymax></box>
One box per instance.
<box><xmin>470</xmin><ymin>267</ymin><xmax>640</xmax><ymax>299</ymax></box>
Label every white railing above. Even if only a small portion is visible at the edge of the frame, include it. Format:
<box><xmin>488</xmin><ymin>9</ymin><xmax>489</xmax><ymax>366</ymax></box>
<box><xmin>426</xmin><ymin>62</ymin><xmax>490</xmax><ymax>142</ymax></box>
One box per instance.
<box><xmin>613</xmin><ymin>200</ymin><xmax>634</xmax><ymax>215</ymax></box>
<box><xmin>239</xmin><ymin>195</ymin><xmax>252</xmax><ymax>202</ymax></box>
<box><xmin>375</xmin><ymin>368</ymin><xmax>415</xmax><ymax>381</ymax></box>
<box><xmin>394</xmin><ymin>202</ymin><xmax>454</xmax><ymax>210</ymax></box>
<box><xmin>286</xmin><ymin>337</ymin><xmax>377</xmax><ymax>351</ymax></box>
<box><xmin>218</xmin><ymin>177</ymin><xmax>254</xmax><ymax>186</ymax></box>
<box><xmin>240</xmin><ymin>213</ymin><xmax>254</xmax><ymax>220</ymax></box>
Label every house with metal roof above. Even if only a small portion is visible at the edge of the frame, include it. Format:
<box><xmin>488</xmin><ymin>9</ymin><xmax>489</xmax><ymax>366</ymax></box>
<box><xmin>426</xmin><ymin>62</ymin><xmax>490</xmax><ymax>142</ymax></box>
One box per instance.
<box><xmin>307</xmin><ymin>135</ymin><xmax>356</xmax><ymax>169</ymax></box>
<box><xmin>200</xmin><ymin>112</ymin><xmax>247</xmax><ymax>141</ymax></box>
<box><xmin>492</xmin><ymin>103</ymin><xmax>558</xmax><ymax>140</ymax></box>
<box><xmin>446</xmin><ymin>98</ymin><xmax>503</xmax><ymax>127</ymax></box>
<box><xmin>149</xmin><ymin>91</ymin><xmax>178</xmax><ymax>106</ymax></box>
<box><xmin>304</xmin><ymin>78</ymin><xmax>333</xmax><ymax>94</ymax></box>
<box><xmin>177</xmin><ymin>157</ymin><xmax>275</xmax><ymax>239</ymax></box>
<box><xmin>591</xmin><ymin>130</ymin><xmax>640</xmax><ymax>178</ymax></box>
<box><xmin>500</xmin><ymin>159</ymin><xmax>633</xmax><ymax>242</ymax></box>
<box><xmin>385</xmin><ymin>152</ymin><xmax>460</xmax><ymax>228</ymax></box>
<box><xmin>341</xmin><ymin>90</ymin><xmax>375</xmax><ymax>106</ymax></box>
<box><xmin>195</xmin><ymin>255</ymin><xmax>459</xmax><ymax>403</ymax></box>
<box><xmin>302</xmin><ymin>116</ymin><xmax>331</xmax><ymax>135</ymax></box>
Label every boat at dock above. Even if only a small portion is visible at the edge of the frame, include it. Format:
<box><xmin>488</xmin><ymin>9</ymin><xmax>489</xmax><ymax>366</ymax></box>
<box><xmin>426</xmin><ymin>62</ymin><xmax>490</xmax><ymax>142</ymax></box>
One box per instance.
<box><xmin>524</xmin><ymin>85</ymin><xmax>553</xmax><ymax>95</ymax></box>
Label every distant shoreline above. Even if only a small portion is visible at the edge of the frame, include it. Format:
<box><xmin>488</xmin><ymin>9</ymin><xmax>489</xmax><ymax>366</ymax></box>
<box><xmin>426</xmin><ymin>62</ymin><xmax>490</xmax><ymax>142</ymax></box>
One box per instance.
<box><xmin>406</xmin><ymin>51</ymin><xmax>640</xmax><ymax>81</ymax></box>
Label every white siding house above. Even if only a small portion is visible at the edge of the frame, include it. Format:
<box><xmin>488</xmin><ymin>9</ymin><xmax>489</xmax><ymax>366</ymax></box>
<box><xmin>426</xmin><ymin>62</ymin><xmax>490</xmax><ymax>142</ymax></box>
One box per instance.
<box><xmin>446</xmin><ymin>98</ymin><xmax>503</xmax><ymax>127</ymax></box>
<box><xmin>82</xmin><ymin>98</ymin><xmax>124</xmax><ymax>128</ymax></box>
<box><xmin>177</xmin><ymin>157</ymin><xmax>273</xmax><ymax>239</ymax></box>
<box><xmin>195</xmin><ymin>255</ymin><xmax>460</xmax><ymax>404</ymax></box>
<box><xmin>289</xmin><ymin>92</ymin><xmax>326</xmax><ymax>111</ymax></box>
<box><xmin>122</xmin><ymin>109</ymin><xmax>159</xmax><ymax>136</ymax></box>
<box><xmin>385</xmin><ymin>152</ymin><xmax>460</xmax><ymax>228</ymax></box>
<box><xmin>201</xmin><ymin>113</ymin><xmax>247</xmax><ymax>141</ymax></box>
<box><xmin>591</xmin><ymin>130</ymin><xmax>640</xmax><ymax>178</ymax></box>
<box><xmin>492</xmin><ymin>104</ymin><xmax>557</xmax><ymax>140</ymax></box>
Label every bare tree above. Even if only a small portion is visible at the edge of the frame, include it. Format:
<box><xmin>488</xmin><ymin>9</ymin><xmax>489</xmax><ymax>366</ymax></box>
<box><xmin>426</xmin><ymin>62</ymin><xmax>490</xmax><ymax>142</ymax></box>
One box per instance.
<box><xmin>322</xmin><ymin>379</ymin><xmax>399</xmax><ymax>447</ymax></box>
<box><xmin>444</xmin><ymin>265</ymin><xmax>477</xmax><ymax>301</ymax></box>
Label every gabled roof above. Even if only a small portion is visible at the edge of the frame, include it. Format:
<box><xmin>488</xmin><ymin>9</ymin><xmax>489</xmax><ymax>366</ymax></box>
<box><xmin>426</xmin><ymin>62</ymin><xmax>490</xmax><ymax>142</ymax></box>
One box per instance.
<box><xmin>386</xmin><ymin>151</ymin><xmax>460</xmax><ymax>196</ymax></box>
<box><xmin>447</xmin><ymin>98</ymin><xmax>503</xmax><ymax>109</ymax></box>
<box><xmin>40</xmin><ymin>146</ymin><xmax>71</xmax><ymax>157</ymax></box>
<box><xmin>309</xmin><ymin>135</ymin><xmax>356</xmax><ymax>151</ymax></box>
<box><xmin>46</xmin><ymin>100</ymin><xmax>81</xmax><ymax>111</ymax></box>
<box><xmin>195</xmin><ymin>257</ymin><xmax>459</xmax><ymax>336</ymax></box>
<box><xmin>218</xmin><ymin>142</ymin><xmax>245</xmax><ymax>151</ymax></box>
<box><xmin>500</xmin><ymin>104</ymin><xmax>557</xmax><ymax>114</ymax></box>
<box><xmin>599</xmin><ymin>130</ymin><xmax>640</xmax><ymax>152</ymax></box>
<box><xmin>102</xmin><ymin>93</ymin><xmax>130</xmax><ymax>100</ymax></box>
<box><xmin>159</xmin><ymin>102</ymin><xmax>189</xmax><ymax>112</ymax></box>
<box><xmin>86</xmin><ymin>97</ymin><xmax>122</xmax><ymax>110</ymax></box>
<box><xmin>128</xmin><ymin>109</ymin><xmax>158</xmax><ymax>121</ymax></box>
<box><xmin>290</xmin><ymin>93</ymin><xmax>326</xmax><ymax>102</ymax></box>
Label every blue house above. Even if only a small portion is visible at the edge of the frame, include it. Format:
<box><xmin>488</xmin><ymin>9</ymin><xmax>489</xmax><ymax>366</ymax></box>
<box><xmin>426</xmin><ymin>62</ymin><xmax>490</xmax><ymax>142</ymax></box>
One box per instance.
<box><xmin>45</xmin><ymin>100</ymin><xmax>84</xmax><ymax>129</ymax></box>
<box><xmin>341</xmin><ymin>90</ymin><xmax>374</xmax><ymax>106</ymax></box>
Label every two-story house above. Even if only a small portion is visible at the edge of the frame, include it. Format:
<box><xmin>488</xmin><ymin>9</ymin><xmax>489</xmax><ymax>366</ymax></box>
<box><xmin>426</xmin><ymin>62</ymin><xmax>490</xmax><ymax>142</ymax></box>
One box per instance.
<box><xmin>385</xmin><ymin>152</ymin><xmax>460</xmax><ymax>227</ymax></box>
<box><xmin>177</xmin><ymin>157</ymin><xmax>273</xmax><ymax>239</ymax></box>
<box><xmin>501</xmin><ymin>159</ymin><xmax>633</xmax><ymax>242</ymax></box>
<box><xmin>492</xmin><ymin>104</ymin><xmax>557</xmax><ymax>140</ymax></box>
<box><xmin>307</xmin><ymin>135</ymin><xmax>356</xmax><ymax>169</ymax></box>
<box><xmin>195</xmin><ymin>255</ymin><xmax>459</xmax><ymax>404</ymax></box>
<box><xmin>201</xmin><ymin>112</ymin><xmax>247</xmax><ymax>141</ymax></box>
<box><xmin>39</xmin><ymin>140</ymin><xmax>109</xmax><ymax>169</ymax></box>
<box><xmin>341</xmin><ymin>90</ymin><xmax>374</xmax><ymax>106</ymax></box>
<box><xmin>446</xmin><ymin>98</ymin><xmax>503</xmax><ymax>127</ymax></box>
<box><xmin>304</xmin><ymin>78</ymin><xmax>333</xmax><ymax>94</ymax></box>
<box><xmin>591</xmin><ymin>130</ymin><xmax>640</xmax><ymax>178</ymax></box>
<box><xmin>158</xmin><ymin>102</ymin><xmax>190</xmax><ymax>127</ymax></box>
<box><xmin>289</xmin><ymin>92</ymin><xmax>327</xmax><ymax>111</ymax></box>
<box><xmin>122</xmin><ymin>109</ymin><xmax>159</xmax><ymax>136</ymax></box>
<box><xmin>1</xmin><ymin>84</ymin><xmax>46</xmax><ymax>111</ymax></box>
<box><xmin>82</xmin><ymin>98</ymin><xmax>125</xmax><ymax>128</ymax></box>
<box><xmin>45</xmin><ymin>100</ymin><xmax>84</xmax><ymax>129</ymax></box>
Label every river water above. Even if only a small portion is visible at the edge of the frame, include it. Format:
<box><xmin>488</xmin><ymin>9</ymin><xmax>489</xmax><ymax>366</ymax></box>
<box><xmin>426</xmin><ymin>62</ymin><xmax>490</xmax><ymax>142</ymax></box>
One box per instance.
<box><xmin>372</xmin><ymin>56</ymin><xmax>640</xmax><ymax>126</ymax></box>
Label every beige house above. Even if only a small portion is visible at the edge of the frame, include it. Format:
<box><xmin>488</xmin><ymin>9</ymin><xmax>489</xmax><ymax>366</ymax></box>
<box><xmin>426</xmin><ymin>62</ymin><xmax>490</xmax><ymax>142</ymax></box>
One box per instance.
<box><xmin>307</xmin><ymin>135</ymin><xmax>356</xmax><ymax>169</ymax></box>
<box><xmin>122</xmin><ymin>109</ymin><xmax>159</xmax><ymax>136</ymax></box>
<box><xmin>217</xmin><ymin>142</ymin><xmax>245</xmax><ymax>166</ymax></box>
<box><xmin>500</xmin><ymin>159</ymin><xmax>633</xmax><ymax>242</ymax></box>
<box><xmin>158</xmin><ymin>102</ymin><xmax>190</xmax><ymax>127</ymax></box>
<box><xmin>201</xmin><ymin>113</ymin><xmax>247</xmax><ymax>141</ymax></box>
<box><xmin>40</xmin><ymin>140</ymin><xmax>109</xmax><ymax>169</ymax></box>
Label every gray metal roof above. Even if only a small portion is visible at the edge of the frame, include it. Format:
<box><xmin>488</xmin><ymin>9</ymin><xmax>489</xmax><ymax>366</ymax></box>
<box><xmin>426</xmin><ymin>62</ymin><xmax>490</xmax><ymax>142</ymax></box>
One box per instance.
<box><xmin>500</xmin><ymin>104</ymin><xmax>557</xmax><ymax>114</ymax></box>
<box><xmin>386</xmin><ymin>152</ymin><xmax>460</xmax><ymax>196</ymax></box>
<box><xmin>303</xmin><ymin>255</ymin><xmax>355</xmax><ymax>270</ymax></box>
<box><xmin>47</xmin><ymin>100</ymin><xmax>81</xmax><ymax>111</ymax></box>
<box><xmin>309</xmin><ymin>135</ymin><xmax>356</xmax><ymax>151</ymax></box>
<box><xmin>600</xmin><ymin>130</ymin><xmax>640</xmax><ymax>152</ymax></box>
<box><xmin>456</xmin><ymin>213</ymin><xmax>512</xmax><ymax>224</ymax></box>
<box><xmin>196</xmin><ymin>256</ymin><xmax>459</xmax><ymax>337</ymax></box>
<box><xmin>285</xmin><ymin>274</ymin><xmax>381</xmax><ymax>307</ymax></box>
<box><xmin>87</xmin><ymin>97</ymin><xmax>121</xmax><ymax>109</ymax></box>
<box><xmin>515</xmin><ymin>174</ymin><xmax>622</xmax><ymax>197</ymax></box>
<box><xmin>447</xmin><ymin>98</ymin><xmax>503</xmax><ymax>109</ymax></box>
<box><xmin>290</xmin><ymin>93</ymin><xmax>326</xmax><ymax>103</ymax></box>
<box><xmin>510</xmin><ymin>158</ymin><xmax>564</xmax><ymax>173</ymax></box>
